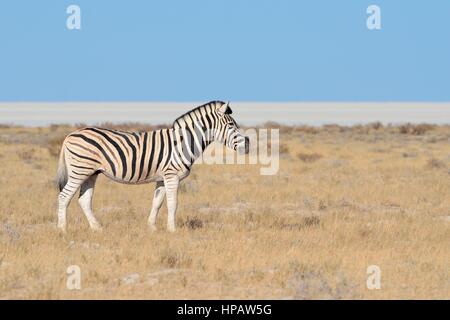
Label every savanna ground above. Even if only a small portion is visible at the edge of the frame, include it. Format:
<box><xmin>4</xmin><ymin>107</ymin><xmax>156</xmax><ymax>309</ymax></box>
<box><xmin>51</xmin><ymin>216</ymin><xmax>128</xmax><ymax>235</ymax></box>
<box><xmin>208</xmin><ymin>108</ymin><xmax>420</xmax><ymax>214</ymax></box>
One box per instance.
<box><xmin>0</xmin><ymin>122</ymin><xmax>449</xmax><ymax>299</ymax></box>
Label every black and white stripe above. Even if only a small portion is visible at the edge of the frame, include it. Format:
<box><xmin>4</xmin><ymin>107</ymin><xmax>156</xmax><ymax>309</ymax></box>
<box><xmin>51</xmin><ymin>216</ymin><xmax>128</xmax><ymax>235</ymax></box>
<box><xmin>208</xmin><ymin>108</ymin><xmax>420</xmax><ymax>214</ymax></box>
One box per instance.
<box><xmin>56</xmin><ymin>101</ymin><xmax>249</xmax><ymax>232</ymax></box>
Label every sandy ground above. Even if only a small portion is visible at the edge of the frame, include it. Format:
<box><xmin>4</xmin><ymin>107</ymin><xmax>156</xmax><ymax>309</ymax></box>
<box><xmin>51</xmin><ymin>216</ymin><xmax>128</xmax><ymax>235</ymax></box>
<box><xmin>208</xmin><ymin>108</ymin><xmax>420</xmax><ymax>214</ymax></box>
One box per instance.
<box><xmin>0</xmin><ymin>122</ymin><xmax>449</xmax><ymax>299</ymax></box>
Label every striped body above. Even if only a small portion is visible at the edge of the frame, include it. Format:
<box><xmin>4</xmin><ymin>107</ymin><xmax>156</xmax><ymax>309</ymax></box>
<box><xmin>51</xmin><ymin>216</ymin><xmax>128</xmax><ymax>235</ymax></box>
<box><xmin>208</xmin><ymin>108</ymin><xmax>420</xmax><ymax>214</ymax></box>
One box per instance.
<box><xmin>63</xmin><ymin>127</ymin><xmax>193</xmax><ymax>186</ymax></box>
<box><xmin>56</xmin><ymin>101</ymin><xmax>249</xmax><ymax>233</ymax></box>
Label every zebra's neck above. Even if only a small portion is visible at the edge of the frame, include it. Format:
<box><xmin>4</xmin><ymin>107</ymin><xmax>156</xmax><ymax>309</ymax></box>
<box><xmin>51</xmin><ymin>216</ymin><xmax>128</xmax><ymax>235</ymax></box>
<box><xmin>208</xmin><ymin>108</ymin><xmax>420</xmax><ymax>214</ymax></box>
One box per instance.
<box><xmin>171</xmin><ymin>125</ymin><xmax>212</xmax><ymax>167</ymax></box>
<box><xmin>171</xmin><ymin>102</ymin><xmax>222</xmax><ymax>167</ymax></box>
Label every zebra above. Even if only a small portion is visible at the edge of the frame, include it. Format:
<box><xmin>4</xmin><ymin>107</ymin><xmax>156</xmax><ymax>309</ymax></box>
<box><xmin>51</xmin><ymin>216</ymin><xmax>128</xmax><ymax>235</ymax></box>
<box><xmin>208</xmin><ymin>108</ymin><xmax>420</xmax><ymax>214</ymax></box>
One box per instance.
<box><xmin>56</xmin><ymin>101</ymin><xmax>249</xmax><ymax>233</ymax></box>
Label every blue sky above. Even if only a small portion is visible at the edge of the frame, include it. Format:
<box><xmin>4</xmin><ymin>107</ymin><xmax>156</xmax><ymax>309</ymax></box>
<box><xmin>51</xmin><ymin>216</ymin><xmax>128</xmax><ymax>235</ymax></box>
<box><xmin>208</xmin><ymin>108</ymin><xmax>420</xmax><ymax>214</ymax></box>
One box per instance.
<box><xmin>0</xmin><ymin>0</ymin><xmax>449</xmax><ymax>101</ymax></box>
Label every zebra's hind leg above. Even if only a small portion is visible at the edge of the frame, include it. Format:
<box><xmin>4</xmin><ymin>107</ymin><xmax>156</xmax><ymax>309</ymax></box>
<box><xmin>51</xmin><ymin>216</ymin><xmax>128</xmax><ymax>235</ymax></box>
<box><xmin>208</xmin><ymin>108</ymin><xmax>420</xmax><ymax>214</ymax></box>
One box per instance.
<box><xmin>164</xmin><ymin>175</ymin><xmax>180</xmax><ymax>233</ymax></box>
<box><xmin>78</xmin><ymin>174</ymin><xmax>102</xmax><ymax>232</ymax></box>
<box><xmin>148</xmin><ymin>181</ymin><xmax>166</xmax><ymax>231</ymax></box>
<box><xmin>57</xmin><ymin>177</ymin><xmax>85</xmax><ymax>233</ymax></box>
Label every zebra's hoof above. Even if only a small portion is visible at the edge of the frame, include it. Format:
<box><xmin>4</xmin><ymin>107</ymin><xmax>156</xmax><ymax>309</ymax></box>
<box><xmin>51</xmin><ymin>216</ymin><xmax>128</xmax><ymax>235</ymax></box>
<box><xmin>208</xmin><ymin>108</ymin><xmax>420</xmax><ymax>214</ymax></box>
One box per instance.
<box><xmin>167</xmin><ymin>226</ymin><xmax>176</xmax><ymax>233</ymax></box>
<box><xmin>149</xmin><ymin>224</ymin><xmax>158</xmax><ymax>232</ymax></box>
<box><xmin>91</xmin><ymin>224</ymin><xmax>103</xmax><ymax>232</ymax></box>
<box><xmin>57</xmin><ymin>224</ymin><xmax>67</xmax><ymax>233</ymax></box>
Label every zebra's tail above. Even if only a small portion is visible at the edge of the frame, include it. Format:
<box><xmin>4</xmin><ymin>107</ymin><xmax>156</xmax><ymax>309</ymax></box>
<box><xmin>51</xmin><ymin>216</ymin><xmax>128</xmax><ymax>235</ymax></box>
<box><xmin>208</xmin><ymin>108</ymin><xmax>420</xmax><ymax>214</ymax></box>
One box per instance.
<box><xmin>56</xmin><ymin>146</ymin><xmax>68</xmax><ymax>192</ymax></box>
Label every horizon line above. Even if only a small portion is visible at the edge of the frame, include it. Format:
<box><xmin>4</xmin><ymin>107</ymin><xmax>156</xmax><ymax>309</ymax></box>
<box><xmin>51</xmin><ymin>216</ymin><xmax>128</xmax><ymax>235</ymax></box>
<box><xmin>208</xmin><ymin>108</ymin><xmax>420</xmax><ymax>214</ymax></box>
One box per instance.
<box><xmin>2</xmin><ymin>101</ymin><xmax>450</xmax><ymax>104</ymax></box>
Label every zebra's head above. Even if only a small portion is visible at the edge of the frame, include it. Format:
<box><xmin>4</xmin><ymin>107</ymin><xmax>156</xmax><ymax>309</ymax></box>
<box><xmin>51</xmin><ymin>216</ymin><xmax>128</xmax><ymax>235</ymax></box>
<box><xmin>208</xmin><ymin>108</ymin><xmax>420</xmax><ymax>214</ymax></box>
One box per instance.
<box><xmin>212</xmin><ymin>102</ymin><xmax>249</xmax><ymax>155</ymax></box>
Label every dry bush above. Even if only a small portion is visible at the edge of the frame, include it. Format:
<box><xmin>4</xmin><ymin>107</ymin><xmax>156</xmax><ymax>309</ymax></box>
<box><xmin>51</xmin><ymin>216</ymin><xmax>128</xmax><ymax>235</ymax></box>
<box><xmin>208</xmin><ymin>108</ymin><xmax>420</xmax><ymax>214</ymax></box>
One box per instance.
<box><xmin>413</xmin><ymin>124</ymin><xmax>435</xmax><ymax>135</ymax></box>
<box><xmin>297</xmin><ymin>152</ymin><xmax>323</xmax><ymax>163</ymax></box>
<box><xmin>160</xmin><ymin>250</ymin><xmax>192</xmax><ymax>268</ymax></box>
<box><xmin>399</xmin><ymin>123</ymin><xmax>435</xmax><ymax>135</ymax></box>
<box><xmin>49</xmin><ymin>124</ymin><xmax>60</xmax><ymax>132</ymax></box>
<box><xmin>279</xmin><ymin>125</ymin><xmax>294</xmax><ymax>135</ymax></box>
<box><xmin>294</xmin><ymin>126</ymin><xmax>319</xmax><ymax>134</ymax></box>
<box><xmin>351</xmin><ymin>124</ymin><xmax>370</xmax><ymax>134</ymax></box>
<box><xmin>322</xmin><ymin>124</ymin><xmax>349</xmax><ymax>133</ymax></box>
<box><xmin>48</xmin><ymin>124</ymin><xmax>73</xmax><ymax>132</ymax></box>
<box><xmin>74</xmin><ymin>123</ymin><xmax>88</xmax><ymax>129</ymax></box>
<box><xmin>303</xmin><ymin>216</ymin><xmax>321</xmax><ymax>227</ymax></box>
<box><xmin>402</xmin><ymin>152</ymin><xmax>417</xmax><ymax>158</ymax></box>
<box><xmin>279</xmin><ymin>143</ymin><xmax>290</xmax><ymax>155</ymax></box>
<box><xmin>426</xmin><ymin>158</ymin><xmax>446</xmax><ymax>169</ymax></box>
<box><xmin>273</xmin><ymin>216</ymin><xmax>321</xmax><ymax>231</ymax></box>
<box><xmin>181</xmin><ymin>216</ymin><xmax>204</xmax><ymax>230</ymax></box>
<box><xmin>264</xmin><ymin>131</ymin><xmax>290</xmax><ymax>156</ymax></box>
<box><xmin>261</xmin><ymin>121</ymin><xmax>280</xmax><ymax>128</ymax></box>
<box><xmin>266</xmin><ymin>142</ymin><xmax>289</xmax><ymax>156</ymax></box>
<box><xmin>260</xmin><ymin>121</ymin><xmax>294</xmax><ymax>134</ymax></box>
<box><xmin>46</xmin><ymin>135</ymin><xmax>66</xmax><ymax>158</ymax></box>
<box><xmin>0</xmin><ymin>124</ymin><xmax>15</xmax><ymax>129</ymax></box>
<box><xmin>18</xmin><ymin>149</ymin><xmax>37</xmax><ymax>163</ymax></box>
<box><xmin>398</xmin><ymin>124</ymin><xmax>411</xmax><ymax>134</ymax></box>
<box><xmin>369</xmin><ymin>122</ymin><xmax>383</xmax><ymax>130</ymax></box>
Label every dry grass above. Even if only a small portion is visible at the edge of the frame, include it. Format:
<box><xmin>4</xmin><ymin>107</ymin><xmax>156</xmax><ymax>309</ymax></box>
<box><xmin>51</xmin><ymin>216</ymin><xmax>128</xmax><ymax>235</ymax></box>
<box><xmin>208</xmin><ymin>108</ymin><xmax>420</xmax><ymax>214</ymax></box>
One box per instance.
<box><xmin>297</xmin><ymin>152</ymin><xmax>323</xmax><ymax>163</ymax></box>
<box><xmin>399</xmin><ymin>123</ymin><xmax>436</xmax><ymax>135</ymax></box>
<box><xmin>0</xmin><ymin>123</ymin><xmax>449</xmax><ymax>299</ymax></box>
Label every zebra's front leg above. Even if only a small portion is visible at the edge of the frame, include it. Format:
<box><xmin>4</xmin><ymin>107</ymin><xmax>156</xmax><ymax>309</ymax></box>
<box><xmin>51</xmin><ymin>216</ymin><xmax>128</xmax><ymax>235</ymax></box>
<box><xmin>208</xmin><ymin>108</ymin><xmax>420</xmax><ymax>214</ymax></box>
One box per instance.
<box><xmin>164</xmin><ymin>175</ymin><xmax>180</xmax><ymax>232</ymax></box>
<box><xmin>148</xmin><ymin>181</ymin><xmax>166</xmax><ymax>231</ymax></box>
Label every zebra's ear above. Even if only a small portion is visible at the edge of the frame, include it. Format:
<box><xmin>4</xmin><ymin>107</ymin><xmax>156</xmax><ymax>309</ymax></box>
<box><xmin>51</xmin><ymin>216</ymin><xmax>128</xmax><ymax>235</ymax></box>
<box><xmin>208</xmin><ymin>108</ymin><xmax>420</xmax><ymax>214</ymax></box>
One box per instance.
<box><xmin>218</xmin><ymin>101</ymin><xmax>232</xmax><ymax>115</ymax></box>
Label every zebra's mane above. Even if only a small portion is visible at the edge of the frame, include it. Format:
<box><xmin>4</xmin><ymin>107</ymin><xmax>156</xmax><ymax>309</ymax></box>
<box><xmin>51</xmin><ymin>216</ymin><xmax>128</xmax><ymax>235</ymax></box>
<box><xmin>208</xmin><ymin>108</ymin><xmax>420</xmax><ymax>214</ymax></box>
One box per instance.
<box><xmin>172</xmin><ymin>100</ymin><xmax>225</xmax><ymax>128</ymax></box>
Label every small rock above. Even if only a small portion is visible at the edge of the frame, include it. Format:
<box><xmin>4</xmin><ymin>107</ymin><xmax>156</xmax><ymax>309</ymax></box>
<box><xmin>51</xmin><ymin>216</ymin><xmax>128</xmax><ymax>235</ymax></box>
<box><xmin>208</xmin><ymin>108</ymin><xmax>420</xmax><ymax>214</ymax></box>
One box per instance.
<box><xmin>146</xmin><ymin>277</ymin><xmax>159</xmax><ymax>286</ymax></box>
<box><xmin>91</xmin><ymin>243</ymin><xmax>100</xmax><ymax>249</ymax></box>
<box><xmin>437</xmin><ymin>216</ymin><xmax>450</xmax><ymax>222</ymax></box>
<box><xmin>146</xmin><ymin>268</ymin><xmax>181</xmax><ymax>277</ymax></box>
<box><xmin>3</xmin><ymin>223</ymin><xmax>20</xmax><ymax>242</ymax></box>
<box><xmin>121</xmin><ymin>273</ymin><xmax>140</xmax><ymax>285</ymax></box>
<box><xmin>0</xmin><ymin>261</ymin><xmax>10</xmax><ymax>268</ymax></box>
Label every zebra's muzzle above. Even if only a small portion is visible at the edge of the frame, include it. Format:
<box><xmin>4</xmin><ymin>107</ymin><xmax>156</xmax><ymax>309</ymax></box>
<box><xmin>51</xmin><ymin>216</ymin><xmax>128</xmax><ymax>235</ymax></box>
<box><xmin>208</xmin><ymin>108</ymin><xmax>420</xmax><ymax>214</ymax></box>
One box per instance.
<box><xmin>237</xmin><ymin>136</ymin><xmax>250</xmax><ymax>155</ymax></box>
<box><xmin>244</xmin><ymin>136</ymin><xmax>250</xmax><ymax>154</ymax></box>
